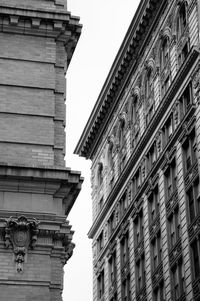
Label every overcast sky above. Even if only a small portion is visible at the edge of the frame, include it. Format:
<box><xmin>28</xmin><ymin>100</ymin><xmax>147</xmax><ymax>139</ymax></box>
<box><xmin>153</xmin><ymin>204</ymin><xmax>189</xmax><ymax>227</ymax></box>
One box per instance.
<box><xmin>63</xmin><ymin>1</ymin><xmax>140</xmax><ymax>300</ymax></box>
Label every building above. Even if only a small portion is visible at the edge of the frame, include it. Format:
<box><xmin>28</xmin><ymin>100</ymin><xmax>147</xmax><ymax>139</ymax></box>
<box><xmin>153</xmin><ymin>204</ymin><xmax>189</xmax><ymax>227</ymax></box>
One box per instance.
<box><xmin>75</xmin><ymin>0</ymin><xmax>200</xmax><ymax>300</ymax></box>
<box><xmin>0</xmin><ymin>0</ymin><xmax>82</xmax><ymax>300</ymax></box>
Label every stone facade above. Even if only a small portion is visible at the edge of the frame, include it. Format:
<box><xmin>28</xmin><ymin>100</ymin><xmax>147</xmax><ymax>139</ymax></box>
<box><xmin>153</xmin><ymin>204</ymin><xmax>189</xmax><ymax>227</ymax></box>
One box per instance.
<box><xmin>75</xmin><ymin>0</ymin><xmax>200</xmax><ymax>300</ymax></box>
<box><xmin>0</xmin><ymin>0</ymin><xmax>83</xmax><ymax>300</ymax></box>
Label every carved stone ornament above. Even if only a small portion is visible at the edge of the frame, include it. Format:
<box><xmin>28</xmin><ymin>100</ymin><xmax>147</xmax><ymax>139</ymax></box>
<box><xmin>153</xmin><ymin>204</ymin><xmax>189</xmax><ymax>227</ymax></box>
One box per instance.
<box><xmin>4</xmin><ymin>215</ymin><xmax>39</xmax><ymax>273</ymax></box>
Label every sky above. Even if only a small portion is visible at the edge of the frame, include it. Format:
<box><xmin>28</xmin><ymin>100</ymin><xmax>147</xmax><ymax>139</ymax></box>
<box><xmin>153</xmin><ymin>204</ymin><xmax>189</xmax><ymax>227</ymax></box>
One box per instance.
<box><xmin>63</xmin><ymin>1</ymin><xmax>140</xmax><ymax>300</ymax></box>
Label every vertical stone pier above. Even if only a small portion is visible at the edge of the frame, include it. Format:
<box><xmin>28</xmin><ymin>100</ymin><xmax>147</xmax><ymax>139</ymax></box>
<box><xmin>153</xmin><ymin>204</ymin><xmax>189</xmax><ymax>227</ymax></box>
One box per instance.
<box><xmin>0</xmin><ymin>0</ymin><xmax>82</xmax><ymax>300</ymax></box>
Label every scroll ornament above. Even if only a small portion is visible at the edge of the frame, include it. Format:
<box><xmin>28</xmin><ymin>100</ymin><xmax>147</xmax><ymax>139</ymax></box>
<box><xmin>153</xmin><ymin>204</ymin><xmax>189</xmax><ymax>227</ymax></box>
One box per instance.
<box><xmin>4</xmin><ymin>216</ymin><xmax>39</xmax><ymax>273</ymax></box>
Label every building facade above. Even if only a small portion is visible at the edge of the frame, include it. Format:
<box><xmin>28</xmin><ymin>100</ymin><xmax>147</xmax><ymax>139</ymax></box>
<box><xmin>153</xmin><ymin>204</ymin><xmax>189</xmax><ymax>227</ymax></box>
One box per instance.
<box><xmin>75</xmin><ymin>0</ymin><xmax>200</xmax><ymax>300</ymax></box>
<box><xmin>0</xmin><ymin>0</ymin><xmax>82</xmax><ymax>300</ymax></box>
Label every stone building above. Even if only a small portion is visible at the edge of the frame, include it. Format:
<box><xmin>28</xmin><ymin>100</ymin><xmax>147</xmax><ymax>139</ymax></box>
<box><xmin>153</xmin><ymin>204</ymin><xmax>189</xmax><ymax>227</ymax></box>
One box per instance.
<box><xmin>75</xmin><ymin>0</ymin><xmax>200</xmax><ymax>300</ymax></box>
<box><xmin>0</xmin><ymin>0</ymin><xmax>82</xmax><ymax>300</ymax></box>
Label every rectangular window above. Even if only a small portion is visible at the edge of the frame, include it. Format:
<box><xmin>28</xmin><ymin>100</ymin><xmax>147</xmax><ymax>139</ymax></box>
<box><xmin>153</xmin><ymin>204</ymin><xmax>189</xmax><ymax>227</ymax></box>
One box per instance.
<box><xmin>165</xmin><ymin>159</ymin><xmax>177</xmax><ymax>199</ymax></box>
<box><xmin>191</xmin><ymin>239</ymin><xmax>200</xmax><ymax>278</ymax></box>
<box><xmin>151</xmin><ymin>234</ymin><xmax>162</xmax><ymax>271</ymax></box>
<box><xmin>121</xmin><ymin>232</ymin><xmax>129</xmax><ymax>267</ymax></box>
<box><xmin>134</xmin><ymin>210</ymin><xmax>144</xmax><ymax>246</ymax></box>
<box><xmin>97</xmin><ymin>270</ymin><xmax>105</xmax><ymax>300</ymax></box>
<box><xmin>98</xmin><ymin>197</ymin><xmax>104</xmax><ymax>211</ymax></box>
<box><xmin>120</xmin><ymin>191</ymin><xmax>128</xmax><ymax>218</ymax></box>
<box><xmin>108</xmin><ymin>211</ymin><xmax>115</xmax><ymax>237</ymax></box>
<box><xmin>109</xmin><ymin>251</ymin><xmax>117</xmax><ymax>285</ymax></box>
<box><xmin>136</xmin><ymin>255</ymin><xmax>146</xmax><ymax>292</ymax></box>
<box><xmin>179</xmin><ymin>85</ymin><xmax>192</xmax><ymax>118</ymax></box>
<box><xmin>147</xmin><ymin>143</ymin><xmax>157</xmax><ymax>172</ymax></box>
<box><xmin>183</xmin><ymin>128</ymin><xmax>197</xmax><ymax>173</ymax></box>
<box><xmin>168</xmin><ymin>207</ymin><xmax>181</xmax><ymax>248</ymax></box>
<box><xmin>153</xmin><ymin>283</ymin><xmax>164</xmax><ymax>301</ymax></box>
<box><xmin>122</xmin><ymin>276</ymin><xmax>130</xmax><ymax>301</ymax></box>
<box><xmin>97</xmin><ymin>231</ymin><xmax>104</xmax><ymax>254</ymax></box>
<box><xmin>187</xmin><ymin>179</ymin><xmax>200</xmax><ymax>223</ymax></box>
<box><xmin>162</xmin><ymin>114</ymin><xmax>174</xmax><ymax>147</ymax></box>
<box><xmin>148</xmin><ymin>185</ymin><xmax>160</xmax><ymax>223</ymax></box>
<box><xmin>110</xmin><ymin>293</ymin><xmax>117</xmax><ymax>301</ymax></box>
<box><xmin>171</xmin><ymin>260</ymin><xmax>185</xmax><ymax>300</ymax></box>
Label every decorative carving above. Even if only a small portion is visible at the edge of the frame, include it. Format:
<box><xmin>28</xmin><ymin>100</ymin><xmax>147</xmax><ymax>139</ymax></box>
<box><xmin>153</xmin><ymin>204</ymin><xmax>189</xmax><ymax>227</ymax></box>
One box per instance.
<box><xmin>4</xmin><ymin>216</ymin><xmax>39</xmax><ymax>273</ymax></box>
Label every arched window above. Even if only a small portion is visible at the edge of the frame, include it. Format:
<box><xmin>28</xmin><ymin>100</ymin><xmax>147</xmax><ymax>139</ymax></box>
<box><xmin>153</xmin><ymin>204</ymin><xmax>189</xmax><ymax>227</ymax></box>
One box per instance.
<box><xmin>145</xmin><ymin>68</ymin><xmax>153</xmax><ymax>100</ymax></box>
<box><xmin>145</xmin><ymin>68</ymin><xmax>154</xmax><ymax>125</ymax></box>
<box><xmin>108</xmin><ymin>142</ymin><xmax>114</xmax><ymax>170</ymax></box>
<box><xmin>160</xmin><ymin>37</ymin><xmax>170</xmax><ymax>70</ymax></box>
<box><xmin>176</xmin><ymin>2</ymin><xmax>189</xmax><ymax>65</ymax></box>
<box><xmin>119</xmin><ymin>119</ymin><xmax>125</xmax><ymax>148</ymax></box>
<box><xmin>160</xmin><ymin>36</ymin><xmax>171</xmax><ymax>95</ymax></box>
<box><xmin>97</xmin><ymin>163</ymin><xmax>103</xmax><ymax>186</ymax></box>
<box><xmin>177</xmin><ymin>3</ymin><xmax>187</xmax><ymax>40</ymax></box>
<box><xmin>131</xmin><ymin>95</ymin><xmax>139</xmax><ymax>124</ymax></box>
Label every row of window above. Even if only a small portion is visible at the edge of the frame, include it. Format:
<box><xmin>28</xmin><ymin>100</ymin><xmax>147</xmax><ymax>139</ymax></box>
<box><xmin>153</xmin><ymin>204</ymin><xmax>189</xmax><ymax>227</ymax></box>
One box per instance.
<box><xmin>97</xmin><ymin>153</ymin><xmax>199</xmax><ymax>257</ymax></box>
<box><xmin>97</xmin><ymin>81</ymin><xmax>194</xmax><ymax>218</ymax></box>
<box><xmin>97</xmin><ymin>171</ymin><xmax>200</xmax><ymax>301</ymax></box>
<box><xmin>97</xmin><ymin>234</ymin><xmax>187</xmax><ymax>301</ymax></box>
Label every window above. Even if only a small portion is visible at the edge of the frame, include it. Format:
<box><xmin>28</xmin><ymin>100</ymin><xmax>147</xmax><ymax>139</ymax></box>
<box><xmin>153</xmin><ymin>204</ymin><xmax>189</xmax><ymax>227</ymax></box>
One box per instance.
<box><xmin>147</xmin><ymin>142</ymin><xmax>157</xmax><ymax>172</ymax></box>
<box><xmin>168</xmin><ymin>207</ymin><xmax>181</xmax><ymax>248</ymax></box>
<box><xmin>108</xmin><ymin>142</ymin><xmax>114</xmax><ymax>170</ymax></box>
<box><xmin>108</xmin><ymin>211</ymin><xmax>115</xmax><ymax>237</ymax></box>
<box><xmin>110</xmin><ymin>293</ymin><xmax>117</xmax><ymax>301</ymax></box>
<box><xmin>132</xmin><ymin>168</ymin><xmax>142</xmax><ymax>198</ymax></box>
<box><xmin>134</xmin><ymin>210</ymin><xmax>144</xmax><ymax>246</ymax></box>
<box><xmin>98</xmin><ymin>197</ymin><xmax>104</xmax><ymax>212</ymax></box>
<box><xmin>119</xmin><ymin>120</ymin><xmax>125</xmax><ymax>148</ymax></box>
<box><xmin>120</xmin><ymin>191</ymin><xmax>128</xmax><ymax>218</ymax></box>
<box><xmin>122</xmin><ymin>276</ymin><xmax>130</xmax><ymax>301</ymax></box>
<box><xmin>136</xmin><ymin>255</ymin><xmax>146</xmax><ymax>291</ymax></box>
<box><xmin>162</xmin><ymin>114</ymin><xmax>174</xmax><ymax>147</ymax></box>
<box><xmin>177</xmin><ymin>2</ymin><xmax>189</xmax><ymax>65</ymax></box>
<box><xmin>121</xmin><ymin>232</ymin><xmax>129</xmax><ymax>267</ymax></box>
<box><xmin>177</xmin><ymin>3</ymin><xmax>187</xmax><ymax>40</ymax></box>
<box><xmin>165</xmin><ymin>158</ymin><xmax>177</xmax><ymax>199</ymax></box>
<box><xmin>191</xmin><ymin>239</ymin><xmax>200</xmax><ymax>279</ymax></box>
<box><xmin>179</xmin><ymin>84</ymin><xmax>192</xmax><ymax>119</ymax></box>
<box><xmin>171</xmin><ymin>260</ymin><xmax>185</xmax><ymax>300</ymax></box>
<box><xmin>109</xmin><ymin>251</ymin><xmax>117</xmax><ymax>286</ymax></box>
<box><xmin>187</xmin><ymin>179</ymin><xmax>200</xmax><ymax>223</ymax></box>
<box><xmin>183</xmin><ymin>128</ymin><xmax>197</xmax><ymax>172</ymax></box>
<box><xmin>148</xmin><ymin>185</ymin><xmax>160</xmax><ymax>223</ymax></box>
<box><xmin>160</xmin><ymin>36</ymin><xmax>171</xmax><ymax>95</ymax></box>
<box><xmin>153</xmin><ymin>283</ymin><xmax>164</xmax><ymax>301</ymax></box>
<box><xmin>119</xmin><ymin>119</ymin><xmax>126</xmax><ymax>172</ymax></box>
<box><xmin>151</xmin><ymin>234</ymin><xmax>162</xmax><ymax>271</ymax></box>
<box><xmin>97</xmin><ymin>231</ymin><xmax>104</xmax><ymax>254</ymax></box>
<box><xmin>97</xmin><ymin>270</ymin><xmax>105</xmax><ymax>300</ymax></box>
<box><xmin>146</xmin><ymin>68</ymin><xmax>153</xmax><ymax>100</ymax></box>
<box><xmin>161</xmin><ymin>37</ymin><xmax>170</xmax><ymax>70</ymax></box>
<box><xmin>131</xmin><ymin>94</ymin><xmax>139</xmax><ymax>123</ymax></box>
<box><xmin>98</xmin><ymin>163</ymin><xmax>103</xmax><ymax>186</ymax></box>
<box><xmin>145</xmin><ymin>68</ymin><xmax>154</xmax><ymax>125</ymax></box>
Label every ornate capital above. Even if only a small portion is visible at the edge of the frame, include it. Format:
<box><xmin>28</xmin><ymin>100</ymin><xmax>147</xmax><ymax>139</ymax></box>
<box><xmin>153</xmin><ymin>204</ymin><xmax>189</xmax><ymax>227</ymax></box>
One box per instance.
<box><xmin>4</xmin><ymin>215</ymin><xmax>39</xmax><ymax>273</ymax></box>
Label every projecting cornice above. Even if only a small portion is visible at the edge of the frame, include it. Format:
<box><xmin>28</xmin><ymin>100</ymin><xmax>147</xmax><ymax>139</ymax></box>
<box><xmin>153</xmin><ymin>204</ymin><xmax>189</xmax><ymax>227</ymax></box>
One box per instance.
<box><xmin>0</xmin><ymin>5</ymin><xmax>82</xmax><ymax>66</ymax></box>
<box><xmin>0</xmin><ymin>164</ymin><xmax>83</xmax><ymax>216</ymax></box>
<box><xmin>75</xmin><ymin>0</ymin><xmax>167</xmax><ymax>159</ymax></box>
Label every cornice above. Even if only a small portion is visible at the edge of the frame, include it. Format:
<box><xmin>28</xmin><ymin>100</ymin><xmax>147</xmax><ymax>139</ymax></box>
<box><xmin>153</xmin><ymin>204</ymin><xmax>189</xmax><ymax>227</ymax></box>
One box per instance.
<box><xmin>0</xmin><ymin>164</ymin><xmax>83</xmax><ymax>216</ymax></box>
<box><xmin>88</xmin><ymin>47</ymin><xmax>199</xmax><ymax>239</ymax></box>
<box><xmin>0</xmin><ymin>5</ymin><xmax>82</xmax><ymax>66</ymax></box>
<box><xmin>74</xmin><ymin>0</ymin><xmax>167</xmax><ymax>159</ymax></box>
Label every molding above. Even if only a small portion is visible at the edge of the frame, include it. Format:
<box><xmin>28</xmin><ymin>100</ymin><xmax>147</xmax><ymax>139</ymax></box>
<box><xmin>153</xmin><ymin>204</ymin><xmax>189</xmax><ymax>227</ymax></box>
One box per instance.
<box><xmin>0</xmin><ymin>5</ymin><xmax>82</xmax><ymax>66</ymax></box>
